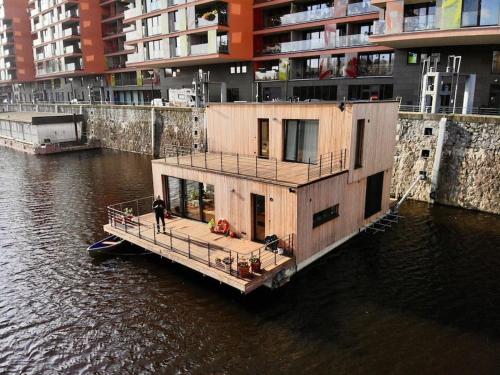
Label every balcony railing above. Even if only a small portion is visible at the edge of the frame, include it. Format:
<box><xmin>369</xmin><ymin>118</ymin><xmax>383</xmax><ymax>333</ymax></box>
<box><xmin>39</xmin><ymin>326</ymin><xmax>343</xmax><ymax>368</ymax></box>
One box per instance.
<box><xmin>190</xmin><ymin>43</ymin><xmax>208</xmax><ymax>55</ymax></box>
<box><xmin>163</xmin><ymin>145</ymin><xmax>347</xmax><ymax>185</ymax></box>
<box><xmin>255</xmin><ymin>69</ymin><xmax>278</xmax><ymax>81</ymax></box>
<box><xmin>280</xmin><ymin>7</ymin><xmax>334</xmax><ymax>26</ymax></box>
<box><xmin>347</xmin><ymin>1</ymin><xmax>379</xmax><ymax>16</ymax></box>
<box><xmin>372</xmin><ymin>20</ymin><xmax>386</xmax><ymax>35</ymax></box>
<box><xmin>261</xmin><ymin>34</ymin><xmax>370</xmax><ymax>55</ymax></box>
<box><xmin>106</xmin><ymin>196</ymin><xmax>295</xmax><ymax>283</ymax></box>
<box><xmin>403</xmin><ymin>15</ymin><xmax>436</xmax><ymax>32</ymax></box>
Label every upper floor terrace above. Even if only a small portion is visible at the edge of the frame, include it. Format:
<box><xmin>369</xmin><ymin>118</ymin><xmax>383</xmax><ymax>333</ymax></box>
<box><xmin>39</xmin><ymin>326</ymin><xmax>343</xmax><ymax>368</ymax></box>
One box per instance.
<box><xmin>370</xmin><ymin>0</ymin><xmax>500</xmax><ymax>47</ymax></box>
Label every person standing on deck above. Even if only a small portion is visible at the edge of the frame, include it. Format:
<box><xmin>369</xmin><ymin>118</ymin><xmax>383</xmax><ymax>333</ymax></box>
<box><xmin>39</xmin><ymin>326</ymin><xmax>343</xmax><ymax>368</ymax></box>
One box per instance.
<box><xmin>153</xmin><ymin>195</ymin><xmax>166</xmax><ymax>234</ymax></box>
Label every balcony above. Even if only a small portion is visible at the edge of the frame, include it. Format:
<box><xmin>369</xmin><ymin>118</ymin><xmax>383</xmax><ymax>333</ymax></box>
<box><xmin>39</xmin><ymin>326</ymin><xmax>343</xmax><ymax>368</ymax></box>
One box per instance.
<box><xmin>347</xmin><ymin>1</ymin><xmax>379</xmax><ymax>16</ymax></box>
<box><xmin>260</xmin><ymin>34</ymin><xmax>369</xmax><ymax>55</ymax></box>
<box><xmin>255</xmin><ymin>68</ymin><xmax>278</xmax><ymax>81</ymax></box>
<box><xmin>280</xmin><ymin>7</ymin><xmax>334</xmax><ymax>26</ymax></box>
<box><xmin>280</xmin><ymin>38</ymin><xmax>333</xmax><ymax>53</ymax></box>
<box><xmin>403</xmin><ymin>15</ymin><xmax>436</xmax><ymax>32</ymax></box>
<box><xmin>104</xmin><ymin>196</ymin><xmax>295</xmax><ymax>294</ymax></box>
<box><xmin>190</xmin><ymin>43</ymin><xmax>208</xmax><ymax>55</ymax></box>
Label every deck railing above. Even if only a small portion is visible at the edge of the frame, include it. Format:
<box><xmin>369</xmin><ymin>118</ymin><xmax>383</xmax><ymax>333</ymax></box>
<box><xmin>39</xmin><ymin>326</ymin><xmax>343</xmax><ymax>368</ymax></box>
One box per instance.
<box><xmin>164</xmin><ymin>145</ymin><xmax>346</xmax><ymax>184</ymax></box>
<box><xmin>107</xmin><ymin>196</ymin><xmax>295</xmax><ymax>281</ymax></box>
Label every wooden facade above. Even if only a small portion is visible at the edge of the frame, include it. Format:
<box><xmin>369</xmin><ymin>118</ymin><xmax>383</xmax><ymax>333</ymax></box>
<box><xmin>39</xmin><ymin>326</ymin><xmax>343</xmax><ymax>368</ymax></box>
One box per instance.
<box><xmin>152</xmin><ymin>101</ymin><xmax>399</xmax><ymax>272</ymax></box>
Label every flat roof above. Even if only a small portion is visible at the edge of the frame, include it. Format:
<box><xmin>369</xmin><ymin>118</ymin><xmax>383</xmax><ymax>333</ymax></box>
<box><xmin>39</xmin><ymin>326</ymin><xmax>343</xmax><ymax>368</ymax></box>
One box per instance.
<box><xmin>0</xmin><ymin>111</ymin><xmax>82</xmax><ymax>124</ymax></box>
<box><xmin>207</xmin><ymin>100</ymin><xmax>400</xmax><ymax>106</ymax></box>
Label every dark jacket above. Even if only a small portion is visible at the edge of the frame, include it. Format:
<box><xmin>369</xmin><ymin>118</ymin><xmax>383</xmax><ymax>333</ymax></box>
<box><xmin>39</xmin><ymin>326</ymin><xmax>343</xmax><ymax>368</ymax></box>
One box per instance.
<box><xmin>153</xmin><ymin>198</ymin><xmax>166</xmax><ymax>214</ymax></box>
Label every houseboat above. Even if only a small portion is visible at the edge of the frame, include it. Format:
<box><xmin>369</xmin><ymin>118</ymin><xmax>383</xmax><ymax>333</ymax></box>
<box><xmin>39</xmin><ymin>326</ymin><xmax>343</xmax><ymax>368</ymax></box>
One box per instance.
<box><xmin>0</xmin><ymin>111</ymin><xmax>98</xmax><ymax>154</ymax></box>
<box><xmin>104</xmin><ymin>101</ymin><xmax>399</xmax><ymax>293</ymax></box>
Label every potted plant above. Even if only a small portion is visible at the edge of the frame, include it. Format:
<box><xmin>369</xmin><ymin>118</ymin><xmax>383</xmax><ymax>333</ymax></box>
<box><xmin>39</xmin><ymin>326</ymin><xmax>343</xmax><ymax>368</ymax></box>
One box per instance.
<box><xmin>122</xmin><ymin>207</ymin><xmax>134</xmax><ymax>225</ymax></box>
<box><xmin>207</xmin><ymin>218</ymin><xmax>216</xmax><ymax>232</ymax></box>
<box><xmin>215</xmin><ymin>257</ymin><xmax>223</xmax><ymax>268</ymax></box>
<box><xmin>249</xmin><ymin>255</ymin><xmax>261</xmax><ymax>273</ymax></box>
<box><xmin>237</xmin><ymin>259</ymin><xmax>250</xmax><ymax>278</ymax></box>
<box><xmin>222</xmin><ymin>256</ymin><xmax>233</xmax><ymax>272</ymax></box>
<box><xmin>203</xmin><ymin>10</ymin><xmax>217</xmax><ymax>21</ymax></box>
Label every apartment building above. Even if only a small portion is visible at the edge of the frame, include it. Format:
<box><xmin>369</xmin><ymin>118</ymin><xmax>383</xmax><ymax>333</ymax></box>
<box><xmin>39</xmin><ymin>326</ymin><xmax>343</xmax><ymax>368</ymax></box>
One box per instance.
<box><xmin>253</xmin><ymin>0</ymin><xmax>395</xmax><ymax>102</ymax></box>
<box><xmin>370</xmin><ymin>0</ymin><xmax>500</xmax><ymax>110</ymax></box>
<box><xmin>0</xmin><ymin>0</ymin><xmax>35</xmax><ymax>102</ymax></box>
<box><xmin>17</xmin><ymin>0</ymin><xmax>106</xmax><ymax>103</ymax></box>
<box><xmin>104</xmin><ymin>0</ymin><xmax>254</xmax><ymax>104</ymax></box>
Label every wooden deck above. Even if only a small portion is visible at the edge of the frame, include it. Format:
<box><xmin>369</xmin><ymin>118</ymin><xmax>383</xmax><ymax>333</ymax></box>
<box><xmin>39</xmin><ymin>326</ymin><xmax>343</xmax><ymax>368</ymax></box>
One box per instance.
<box><xmin>104</xmin><ymin>213</ymin><xmax>295</xmax><ymax>293</ymax></box>
<box><xmin>160</xmin><ymin>151</ymin><xmax>345</xmax><ymax>186</ymax></box>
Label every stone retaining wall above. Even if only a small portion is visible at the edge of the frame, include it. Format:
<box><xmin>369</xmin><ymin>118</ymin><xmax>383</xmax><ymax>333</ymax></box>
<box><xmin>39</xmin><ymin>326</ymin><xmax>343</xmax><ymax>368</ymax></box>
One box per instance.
<box><xmin>393</xmin><ymin>113</ymin><xmax>500</xmax><ymax>214</ymax></box>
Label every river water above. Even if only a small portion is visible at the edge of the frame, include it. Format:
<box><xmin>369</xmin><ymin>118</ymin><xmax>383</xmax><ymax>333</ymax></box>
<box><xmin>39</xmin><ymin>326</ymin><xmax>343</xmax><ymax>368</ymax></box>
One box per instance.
<box><xmin>0</xmin><ymin>147</ymin><xmax>499</xmax><ymax>375</ymax></box>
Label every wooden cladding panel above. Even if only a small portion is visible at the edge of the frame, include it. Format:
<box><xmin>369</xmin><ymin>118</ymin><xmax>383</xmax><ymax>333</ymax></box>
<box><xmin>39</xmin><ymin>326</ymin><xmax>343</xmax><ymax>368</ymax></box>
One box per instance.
<box><xmin>348</xmin><ymin>102</ymin><xmax>399</xmax><ymax>184</ymax></box>
<box><xmin>207</xmin><ymin>103</ymin><xmax>354</xmax><ymax>161</ymax></box>
<box><xmin>152</xmin><ymin>162</ymin><xmax>298</xmax><ymax>243</ymax></box>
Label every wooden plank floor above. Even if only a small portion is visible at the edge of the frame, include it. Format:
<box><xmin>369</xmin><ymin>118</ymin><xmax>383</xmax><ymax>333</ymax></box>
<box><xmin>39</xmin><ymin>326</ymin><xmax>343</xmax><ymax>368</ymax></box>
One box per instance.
<box><xmin>161</xmin><ymin>153</ymin><xmax>342</xmax><ymax>185</ymax></box>
<box><xmin>104</xmin><ymin>214</ymin><xmax>294</xmax><ymax>293</ymax></box>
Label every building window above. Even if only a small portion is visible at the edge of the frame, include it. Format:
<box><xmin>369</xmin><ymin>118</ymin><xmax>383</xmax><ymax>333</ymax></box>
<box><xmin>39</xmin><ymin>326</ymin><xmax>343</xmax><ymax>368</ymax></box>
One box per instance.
<box><xmin>407</xmin><ymin>51</ymin><xmax>419</xmax><ymax>64</ymax></box>
<box><xmin>358</xmin><ymin>52</ymin><xmax>394</xmax><ymax>76</ymax></box>
<box><xmin>348</xmin><ymin>84</ymin><xmax>393</xmax><ymax>100</ymax></box>
<box><xmin>230</xmin><ymin>63</ymin><xmax>247</xmax><ymax>74</ymax></box>
<box><xmin>292</xmin><ymin>85</ymin><xmax>337</xmax><ymax>101</ymax></box>
<box><xmin>364</xmin><ymin>171</ymin><xmax>384</xmax><ymax>219</ymax></box>
<box><xmin>284</xmin><ymin>119</ymin><xmax>319</xmax><ymax>163</ymax></box>
<box><xmin>354</xmin><ymin>119</ymin><xmax>365</xmax><ymax>169</ymax></box>
<box><xmin>493</xmin><ymin>51</ymin><xmax>500</xmax><ymax>74</ymax></box>
<box><xmin>462</xmin><ymin>0</ymin><xmax>500</xmax><ymax>27</ymax></box>
<box><xmin>313</xmin><ymin>204</ymin><xmax>339</xmax><ymax>228</ymax></box>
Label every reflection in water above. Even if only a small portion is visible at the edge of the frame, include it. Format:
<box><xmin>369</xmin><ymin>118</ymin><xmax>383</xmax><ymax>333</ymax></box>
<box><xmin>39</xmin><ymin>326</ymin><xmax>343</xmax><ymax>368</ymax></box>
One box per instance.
<box><xmin>0</xmin><ymin>147</ymin><xmax>499</xmax><ymax>374</ymax></box>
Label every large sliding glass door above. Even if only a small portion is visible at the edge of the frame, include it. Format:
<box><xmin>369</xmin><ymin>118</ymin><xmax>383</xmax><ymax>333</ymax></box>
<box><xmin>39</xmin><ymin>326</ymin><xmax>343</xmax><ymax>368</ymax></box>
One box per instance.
<box><xmin>165</xmin><ymin>176</ymin><xmax>215</xmax><ymax>223</ymax></box>
<box><xmin>284</xmin><ymin>119</ymin><xmax>319</xmax><ymax>163</ymax></box>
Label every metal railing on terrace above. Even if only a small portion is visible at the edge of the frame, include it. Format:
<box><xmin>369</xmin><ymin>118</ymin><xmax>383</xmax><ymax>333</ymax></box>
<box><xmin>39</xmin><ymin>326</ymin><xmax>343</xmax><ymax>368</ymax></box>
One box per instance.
<box><xmin>107</xmin><ymin>196</ymin><xmax>295</xmax><ymax>282</ymax></box>
<box><xmin>399</xmin><ymin>105</ymin><xmax>500</xmax><ymax>116</ymax></box>
<box><xmin>163</xmin><ymin>145</ymin><xmax>347</xmax><ymax>185</ymax></box>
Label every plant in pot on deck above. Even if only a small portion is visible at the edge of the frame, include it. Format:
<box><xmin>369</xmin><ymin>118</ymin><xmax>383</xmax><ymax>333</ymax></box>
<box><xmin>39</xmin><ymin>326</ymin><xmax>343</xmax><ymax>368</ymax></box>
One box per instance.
<box><xmin>207</xmin><ymin>218</ymin><xmax>216</xmax><ymax>233</ymax></box>
<box><xmin>237</xmin><ymin>259</ymin><xmax>250</xmax><ymax>278</ymax></box>
<box><xmin>222</xmin><ymin>256</ymin><xmax>233</xmax><ymax>272</ymax></box>
<box><xmin>249</xmin><ymin>255</ymin><xmax>261</xmax><ymax>274</ymax></box>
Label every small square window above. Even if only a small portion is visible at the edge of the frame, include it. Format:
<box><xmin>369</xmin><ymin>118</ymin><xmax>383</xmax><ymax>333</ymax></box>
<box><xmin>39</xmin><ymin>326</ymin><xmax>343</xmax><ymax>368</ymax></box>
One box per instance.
<box><xmin>421</xmin><ymin>149</ymin><xmax>430</xmax><ymax>158</ymax></box>
<box><xmin>236</xmin><ymin>66</ymin><xmax>241</xmax><ymax>74</ymax></box>
<box><xmin>230</xmin><ymin>66</ymin><xmax>235</xmax><ymax>74</ymax></box>
<box><xmin>424</xmin><ymin>127</ymin><xmax>433</xmax><ymax>136</ymax></box>
<box><xmin>407</xmin><ymin>51</ymin><xmax>418</xmax><ymax>64</ymax></box>
<box><xmin>242</xmin><ymin>65</ymin><xmax>247</xmax><ymax>73</ymax></box>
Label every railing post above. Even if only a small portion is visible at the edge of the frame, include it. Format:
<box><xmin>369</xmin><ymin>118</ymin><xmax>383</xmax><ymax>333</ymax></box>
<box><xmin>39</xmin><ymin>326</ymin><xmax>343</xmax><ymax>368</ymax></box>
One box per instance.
<box><xmin>204</xmin><ymin>151</ymin><xmax>207</xmax><ymax>169</ymax></box>
<box><xmin>236</xmin><ymin>253</ymin><xmax>239</xmax><ymax>278</ymax></box>
<box><xmin>330</xmin><ymin>152</ymin><xmax>333</xmax><ymax>173</ymax></box>
<box><xmin>188</xmin><ymin>235</ymin><xmax>191</xmax><ymax>259</ymax></box>
<box><xmin>237</xmin><ymin>153</ymin><xmax>240</xmax><ymax>174</ymax></box>
<box><xmin>153</xmin><ymin>224</ymin><xmax>156</xmax><ymax>244</ymax></box>
<box><xmin>274</xmin><ymin>247</ymin><xmax>277</xmax><ymax>265</ymax></box>
<box><xmin>170</xmin><ymin>228</ymin><xmax>173</xmax><ymax>250</ymax></box>
<box><xmin>136</xmin><ymin>199</ymin><xmax>139</xmax><ymax>217</ymax></box>
<box><xmin>344</xmin><ymin>149</ymin><xmax>347</xmax><ymax>169</ymax></box>
<box><xmin>138</xmin><ymin>216</ymin><xmax>141</xmax><ymax>238</ymax></box>
<box><xmin>307</xmin><ymin>158</ymin><xmax>311</xmax><ymax>181</ymax></box>
<box><xmin>207</xmin><ymin>243</ymin><xmax>210</xmax><ymax>267</ymax></box>
<box><xmin>319</xmin><ymin>154</ymin><xmax>322</xmax><ymax>176</ymax></box>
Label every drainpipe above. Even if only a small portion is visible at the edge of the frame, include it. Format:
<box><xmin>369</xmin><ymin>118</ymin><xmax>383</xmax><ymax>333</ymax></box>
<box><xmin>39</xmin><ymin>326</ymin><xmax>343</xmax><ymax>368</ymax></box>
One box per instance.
<box><xmin>430</xmin><ymin>117</ymin><xmax>447</xmax><ymax>204</ymax></box>
<box><xmin>151</xmin><ymin>107</ymin><xmax>156</xmax><ymax>157</ymax></box>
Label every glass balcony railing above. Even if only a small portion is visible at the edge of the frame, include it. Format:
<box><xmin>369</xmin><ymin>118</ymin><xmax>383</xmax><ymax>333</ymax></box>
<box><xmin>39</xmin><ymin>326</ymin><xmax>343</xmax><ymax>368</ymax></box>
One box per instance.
<box><xmin>190</xmin><ymin>43</ymin><xmax>208</xmax><ymax>55</ymax></box>
<box><xmin>372</xmin><ymin>20</ymin><xmax>386</xmax><ymax>35</ymax></box>
<box><xmin>280</xmin><ymin>7</ymin><xmax>334</xmax><ymax>26</ymax></box>
<box><xmin>280</xmin><ymin>38</ymin><xmax>333</xmax><ymax>53</ymax></box>
<box><xmin>403</xmin><ymin>15</ymin><xmax>436</xmax><ymax>32</ymax></box>
<box><xmin>261</xmin><ymin>33</ymin><xmax>370</xmax><ymax>55</ymax></box>
<box><xmin>347</xmin><ymin>1</ymin><xmax>379</xmax><ymax>16</ymax></box>
<box><xmin>255</xmin><ymin>69</ymin><xmax>278</xmax><ymax>81</ymax></box>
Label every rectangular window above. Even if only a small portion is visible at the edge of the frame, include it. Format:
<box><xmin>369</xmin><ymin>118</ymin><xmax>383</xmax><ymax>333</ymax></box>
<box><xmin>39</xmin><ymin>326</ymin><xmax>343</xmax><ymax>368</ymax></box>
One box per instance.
<box><xmin>166</xmin><ymin>176</ymin><xmax>215</xmax><ymax>223</ymax></box>
<box><xmin>492</xmin><ymin>51</ymin><xmax>500</xmax><ymax>74</ymax></box>
<box><xmin>364</xmin><ymin>171</ymin><xmax>384</xmax><ymax>219</ymax></box>
<box><xmin>284</xmin><ymin>119</ymin><xmax>319</xmax><ymax>163</ymax></box>
<box><xmin>292</xmin><ymin>86</ymin><xmax>337</xmax><ymax>101</ymax></box>
<box><xmin>354</xmin><ymin>119</ymin><xmax>365</xmax><ymax>169</ymax></box>
<box><xmin>313</xmin><ymin>204</ymin><xmax>339</xmax><ymax>228</ymax></box>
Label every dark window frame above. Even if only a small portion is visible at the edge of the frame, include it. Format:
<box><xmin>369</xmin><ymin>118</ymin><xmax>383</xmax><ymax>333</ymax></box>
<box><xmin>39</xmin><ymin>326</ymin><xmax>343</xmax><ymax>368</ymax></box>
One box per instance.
<box><xmin>354</xmin><ymin>119</ymin><xmax>365</xmax><ymax>169</ymax></box>
<box><xmin>313</xmin><ymin>204</ymin><xmax>340</xmax><ymax>228</ymax></box>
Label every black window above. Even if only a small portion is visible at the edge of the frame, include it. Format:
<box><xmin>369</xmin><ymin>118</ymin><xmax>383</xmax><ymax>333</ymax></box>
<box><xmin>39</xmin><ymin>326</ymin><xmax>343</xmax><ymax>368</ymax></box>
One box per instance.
<box><xmin>354</xmin><ymin>119</ymin><xmax>365</xmax><ymax>169</ymax></box>
<box><xmin>313</xmin><ymin>204</ymin><xmax>339</xmax><ymax>228</ymax></box>
<box><xmin>364</xmin><ymin>172</ymin><xmax>384</xmax><ymax>219</ymax></box>
<box><xmin>292</xmin><ymin>85</ymin><xmax>337</xmax><ymax>101</ymax></box>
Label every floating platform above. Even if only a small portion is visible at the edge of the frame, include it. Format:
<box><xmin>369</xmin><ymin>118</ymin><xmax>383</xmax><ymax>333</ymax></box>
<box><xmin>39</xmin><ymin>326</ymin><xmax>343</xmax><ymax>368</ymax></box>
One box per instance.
<box><xmin>104</xmin><ymin>209</ymin><xmax>295</xmax><ymax>294</ymax></box>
